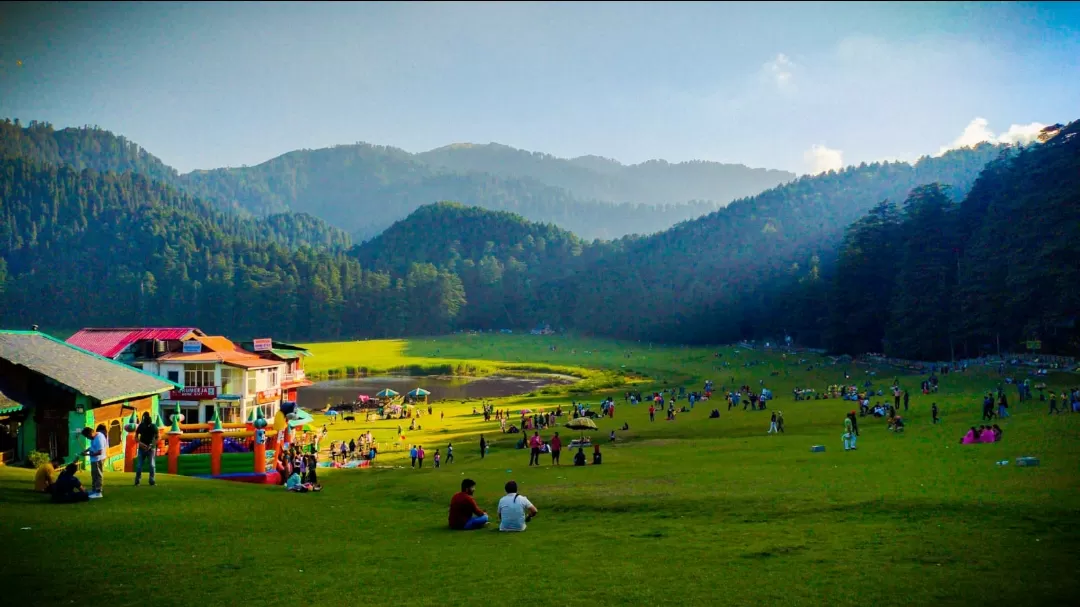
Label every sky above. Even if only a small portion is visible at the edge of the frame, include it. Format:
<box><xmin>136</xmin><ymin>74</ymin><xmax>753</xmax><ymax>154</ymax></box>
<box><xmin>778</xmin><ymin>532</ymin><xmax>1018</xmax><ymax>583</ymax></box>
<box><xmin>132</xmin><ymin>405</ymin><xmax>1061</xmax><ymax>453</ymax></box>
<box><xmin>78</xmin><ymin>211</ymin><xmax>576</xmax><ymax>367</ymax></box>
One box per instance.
<box><xmin>1</xmin><ymin>1</ymin><xmax>1078</xmax><ymax>175</ymax></box>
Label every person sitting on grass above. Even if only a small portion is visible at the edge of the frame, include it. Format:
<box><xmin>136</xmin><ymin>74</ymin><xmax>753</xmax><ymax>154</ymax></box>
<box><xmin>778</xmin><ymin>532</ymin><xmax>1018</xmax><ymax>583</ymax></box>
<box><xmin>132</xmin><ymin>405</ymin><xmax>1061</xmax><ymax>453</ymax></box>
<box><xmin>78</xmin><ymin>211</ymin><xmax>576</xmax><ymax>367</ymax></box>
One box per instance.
<box><xmin>286</xmin><ymin>469</ymin><xmax>322</xmax><ymax>492</ymax></box>
<box><xmin>992</xmin><ymin>424</ymin><xmax>1003</xmax><ymax>442</ymax></box>
<box><xmin>51</xmin><ymin>463</ymin><xmax>90</xmax><ymax>503</ymax></box>
<box><xmin>498</xmin><ymin>480</ymin><xmax>538</xmax><ymax>532</ymax></box>
<box><xmin>979</xmin><ymin>425</ymin><xmax>997</xmax><ymax>444</ymax></box>
<box><xmin>574</xmin><ymin>447</ymin><xmax>586</xmax><ymax>466</ymax></box>
<box><xmin>892</xmin><ymin>416</ymin><xmax>905</xmax><ymax>433</ymax></box>
<box><xmin>961</xmin><ymin>427</ymin><xmax>978</xmax><ymax>444</ymax></box>
<box><xmin>448</xmin><ymin>478</ymin><xmax>488</xmax><ymax>530</ymax></box>
<box><xmin>35</xmin><ymin>456</ymin><xmax>64</xmax><ymax>494</ymax></box>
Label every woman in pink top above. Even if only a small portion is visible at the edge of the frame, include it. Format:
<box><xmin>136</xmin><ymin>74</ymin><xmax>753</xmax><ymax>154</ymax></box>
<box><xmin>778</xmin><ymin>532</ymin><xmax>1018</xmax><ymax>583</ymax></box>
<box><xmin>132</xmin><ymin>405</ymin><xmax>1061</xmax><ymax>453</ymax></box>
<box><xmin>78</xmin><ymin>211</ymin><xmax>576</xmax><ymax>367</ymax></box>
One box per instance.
<box><xmin>979</xmin><ymin>426</ymin><xmax>996</xmax><ymax>443</ymax></box>
<box><xmin>961</xmin><ymin>427</ymin><xmax>977</xmax><ymax>444</ymax></box>
<box><xmin>417</xmin><ymin>445</ymin><xmax>426</xmax><ymax>468</ymax></box>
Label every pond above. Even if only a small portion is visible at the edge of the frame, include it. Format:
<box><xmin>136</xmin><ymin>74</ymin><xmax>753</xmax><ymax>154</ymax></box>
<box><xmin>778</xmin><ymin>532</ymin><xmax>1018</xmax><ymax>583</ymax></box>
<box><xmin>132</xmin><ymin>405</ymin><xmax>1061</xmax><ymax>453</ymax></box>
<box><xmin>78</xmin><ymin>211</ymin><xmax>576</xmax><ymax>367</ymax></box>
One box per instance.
<box><xmin>296</xmin><ymin>375</ymin><xmax>575</xmax><ymax>411</ymax></box>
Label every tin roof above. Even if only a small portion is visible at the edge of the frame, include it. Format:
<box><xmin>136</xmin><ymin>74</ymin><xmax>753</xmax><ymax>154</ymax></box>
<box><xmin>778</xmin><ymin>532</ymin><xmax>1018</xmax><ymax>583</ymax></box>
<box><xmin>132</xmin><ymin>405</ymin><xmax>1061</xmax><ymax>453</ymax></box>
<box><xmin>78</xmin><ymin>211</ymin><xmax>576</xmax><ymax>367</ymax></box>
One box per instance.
<box><xmin>66</xmin><ymin>327</ymin><xmax>203</xmax><ymax>359</ymax></box>
<box><xmin>0</xmin><ymin>331</ymin><xmax>180</xmax><ymax>404</ymax></box>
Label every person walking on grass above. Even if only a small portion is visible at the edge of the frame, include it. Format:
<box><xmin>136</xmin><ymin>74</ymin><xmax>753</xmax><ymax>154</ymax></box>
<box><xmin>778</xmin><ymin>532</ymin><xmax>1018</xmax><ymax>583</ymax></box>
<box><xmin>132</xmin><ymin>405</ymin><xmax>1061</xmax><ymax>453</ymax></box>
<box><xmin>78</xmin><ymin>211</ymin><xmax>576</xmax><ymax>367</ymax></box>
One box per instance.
<box><xmin>903</xmin><ymin>389</ymin><xmax>910</xmax><ymax>412</ymax></box>
<box><xmin>446</xmin><ymin>442</ymin><xmax>454</xmax><ymax>464</ymax></box>
<box><xmin>409</xmin><ymin>445</ymin><xmax>418</xmax><ymax>468</ymax></box>
<box><xmin>417</xmin><ymin>445</ymin><xmax>426</xmax><ymax>468</ymax></box>
<box><xmin>649</xmin><ymin>404</ymin><xmax>655</xmax><ymax>422</ymax></box>
<box><xmin>80</xmin><ymin>425</ymin><xmax>108</xmax><ymax>498</ymax></box>
<box><xmin>932</xmin><ymin>402</ymin><xmax>940</xmax><ymax>424</ymax></box>
<box><xmin>434</xmin><ymin>449</ymin><xmax>441</xmax><ymax>469</ymax></box>
<box><xmin>480</xmin><ymin>435</ymin><xmax>487</xmax><ymax>459</ymax></box>
<box><xmin>134</xmin><ymin>412</ymin><xmax>158</xmax><ymax>486</ymax></box>
<box><xmin>768</xmin><ymin>411</ymin><xmax>778</xmax><ymax>434</ymax></box>
<box><xmin>550</xmin><ymin>432</ymin><xmax>562</xmax><ymax>466</ymax></box>
<box><xmin>843</xmin><ymin>414</ymin><xmax>857</xmax><ymax>451</ymax></box>
<box><xmin>776</xmin><ymin>410</ymin><xmax>785</xmax><ymax>433</ymax></box>
<box><xmin>1049</xmin><ymin>393</ymin><xmax>1060</xmax><ymax>415</ymax></box>
<box><xmin>998</xmin><ymin>393</ymin><xmax>1010</xmax><ymax>419</ymax></box>
<box><xmin>528</xmin><ymin>432</ymin><xmax>542</xmax><ymax>466</ymax></box>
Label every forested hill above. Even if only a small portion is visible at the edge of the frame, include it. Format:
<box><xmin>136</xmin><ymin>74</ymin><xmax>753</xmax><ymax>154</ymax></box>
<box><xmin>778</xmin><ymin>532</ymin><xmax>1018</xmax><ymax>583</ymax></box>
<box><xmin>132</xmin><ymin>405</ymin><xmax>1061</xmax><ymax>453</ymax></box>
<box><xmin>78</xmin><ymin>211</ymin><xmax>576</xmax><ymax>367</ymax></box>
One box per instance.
<box><xmin>0</xmin><ymin>119</ymin><xmax>181</xmax><ymax>186</ymax></box>
<box><xmin>0</xmin><ymin>119</ymin><xmax>759</xmax><ymax>240</ymax></box>
<box><xmin>415</xmin><ymin>142</ymin><xmax>795</xmax><ymax>206</ymax></box>
<box><xmin>178</xmin><ymin>143</ymin><xmax>723</xmax><ymax>240</ymax></box>
<box><xmin>549</xmin><ymin>143</ymin><xmax>1008</xmax><ymax>343</ymax></box>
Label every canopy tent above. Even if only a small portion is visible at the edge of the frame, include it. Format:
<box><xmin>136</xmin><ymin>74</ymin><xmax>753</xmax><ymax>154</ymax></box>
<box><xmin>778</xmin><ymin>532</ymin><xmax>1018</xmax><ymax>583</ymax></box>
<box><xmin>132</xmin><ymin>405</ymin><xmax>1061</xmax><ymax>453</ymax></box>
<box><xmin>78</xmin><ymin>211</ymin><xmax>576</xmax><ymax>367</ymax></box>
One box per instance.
<box><xmin>407</xmin><ymin>388</ymin><xmax>431</xmax><ymax>401</ymax></box>
<box><xmin>376</xmin><ymin>389</ymin><xmax>399</xmax><ymax>399</ymax></box>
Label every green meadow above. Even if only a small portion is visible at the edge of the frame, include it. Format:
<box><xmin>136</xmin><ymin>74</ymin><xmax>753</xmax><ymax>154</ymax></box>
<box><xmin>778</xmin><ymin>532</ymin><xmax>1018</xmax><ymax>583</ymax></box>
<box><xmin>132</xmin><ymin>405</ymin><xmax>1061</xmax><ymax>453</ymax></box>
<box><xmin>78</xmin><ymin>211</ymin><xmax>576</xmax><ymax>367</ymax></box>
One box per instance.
<box><xmin>2</xmin><ymin>334</ymin><xmax>1079</xmax><ymax>606</ymax></box>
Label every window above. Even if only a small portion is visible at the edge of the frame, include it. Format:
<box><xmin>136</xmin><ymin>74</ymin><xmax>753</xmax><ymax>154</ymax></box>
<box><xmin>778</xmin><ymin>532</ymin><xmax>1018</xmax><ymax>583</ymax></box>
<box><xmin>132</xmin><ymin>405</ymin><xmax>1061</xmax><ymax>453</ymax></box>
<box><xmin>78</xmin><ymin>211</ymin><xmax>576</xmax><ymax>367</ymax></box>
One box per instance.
<box><xmin>269</xmin><ymin>368</ymin><xmax>279</xmax><ymax>388</ymax></box>
<box><xmin>184</xmin><ymin>364</ymin><xmax>215</xmax><ymax>387</ymax></box>
<box><xmin>221</xmin><ymin>368</ymin><xmax>240</xmax><ymax>395</ymax></box>
<box><xmin>108</xmin><ymin>420</ymin><xmax>122</xmax><ymax>447</ymax></box>
<box><xmin>167</xmin><ymin>371</ymin><xmax>180</xmax><ymax>383</ymax></box>
<box><xmin>247</xmin><ymin>371</ymin><xmax>257</xmax><ymax>395</ymax></box>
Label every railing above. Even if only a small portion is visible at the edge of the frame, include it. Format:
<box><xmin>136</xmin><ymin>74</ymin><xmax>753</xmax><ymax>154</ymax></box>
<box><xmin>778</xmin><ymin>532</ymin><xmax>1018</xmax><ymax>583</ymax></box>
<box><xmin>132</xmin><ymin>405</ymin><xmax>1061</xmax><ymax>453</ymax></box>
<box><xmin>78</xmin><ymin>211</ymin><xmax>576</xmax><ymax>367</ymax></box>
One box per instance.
<box><xmin>283</xmin><ymin>370</ymin><xmax>306</xmax><ymax>382</ymax></box>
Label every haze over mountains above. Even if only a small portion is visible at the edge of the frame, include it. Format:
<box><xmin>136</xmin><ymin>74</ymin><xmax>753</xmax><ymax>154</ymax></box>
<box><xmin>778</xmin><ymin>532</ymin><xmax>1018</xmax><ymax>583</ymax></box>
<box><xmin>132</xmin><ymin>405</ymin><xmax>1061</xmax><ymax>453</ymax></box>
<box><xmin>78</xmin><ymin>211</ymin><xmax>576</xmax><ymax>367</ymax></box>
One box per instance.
<box><xmin>0</xmin><ymin>120</ymin><xmax>798</xmax><ymax>241</ymax></box>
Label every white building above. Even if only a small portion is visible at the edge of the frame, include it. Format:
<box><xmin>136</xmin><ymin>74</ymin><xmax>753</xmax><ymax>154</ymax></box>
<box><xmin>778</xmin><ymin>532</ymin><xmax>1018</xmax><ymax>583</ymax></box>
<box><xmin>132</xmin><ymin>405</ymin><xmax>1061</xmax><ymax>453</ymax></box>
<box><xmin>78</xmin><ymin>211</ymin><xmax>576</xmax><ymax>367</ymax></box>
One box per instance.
<box><xmin>141</xmin><ymin>335</ymin><xmax>287</xmax><ymax>424</ymax></box>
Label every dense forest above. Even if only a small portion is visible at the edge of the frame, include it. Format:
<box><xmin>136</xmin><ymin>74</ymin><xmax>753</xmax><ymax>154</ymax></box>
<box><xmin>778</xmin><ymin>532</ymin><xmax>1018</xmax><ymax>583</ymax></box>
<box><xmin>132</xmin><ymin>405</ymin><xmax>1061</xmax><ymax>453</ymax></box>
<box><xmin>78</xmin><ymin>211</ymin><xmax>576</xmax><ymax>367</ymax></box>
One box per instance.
<box><xmin>1</xmin><ymin>118</ymin><xmax>1077</xmax><ymax>357</ymax></box>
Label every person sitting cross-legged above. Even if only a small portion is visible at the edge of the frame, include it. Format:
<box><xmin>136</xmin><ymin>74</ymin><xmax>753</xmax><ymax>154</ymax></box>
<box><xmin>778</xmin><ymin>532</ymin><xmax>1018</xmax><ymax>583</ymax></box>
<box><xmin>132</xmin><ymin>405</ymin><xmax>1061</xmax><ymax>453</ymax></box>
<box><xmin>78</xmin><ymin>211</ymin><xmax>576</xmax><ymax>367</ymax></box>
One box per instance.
<box><xmin>51</xmin><ymin>463</ymin><xmax>90</xmax><ymax>504</ymax></box>
<box><xmin>449</xmin><ymin>478</ymin><xmax>489</xmax><ymax>530</ymax></box>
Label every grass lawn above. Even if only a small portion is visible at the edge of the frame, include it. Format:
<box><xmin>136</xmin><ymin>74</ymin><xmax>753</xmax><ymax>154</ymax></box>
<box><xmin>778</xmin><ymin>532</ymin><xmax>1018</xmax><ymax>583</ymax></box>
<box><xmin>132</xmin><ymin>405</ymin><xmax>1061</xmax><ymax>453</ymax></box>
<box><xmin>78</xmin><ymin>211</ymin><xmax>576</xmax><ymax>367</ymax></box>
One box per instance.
<box><xmin>2</xmin><ymin>334</ymin><xmax>1079</xmax><ymax>606</ymax></box>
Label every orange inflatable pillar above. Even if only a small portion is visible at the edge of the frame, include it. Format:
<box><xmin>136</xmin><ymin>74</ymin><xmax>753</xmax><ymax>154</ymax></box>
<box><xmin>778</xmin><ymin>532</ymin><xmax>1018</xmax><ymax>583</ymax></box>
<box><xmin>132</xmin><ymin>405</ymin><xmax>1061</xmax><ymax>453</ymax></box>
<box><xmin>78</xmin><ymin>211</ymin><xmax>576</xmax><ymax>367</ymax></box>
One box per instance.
<box><xmin>124</xmin><ymin>433</ymin><xmax>137</xmax><ymax>473</ymax></box>
<box><xmin>210</xmin><ymin>432</ymin><xmax>224</xmax><ymax>476</ymax></box>
<box><xmin>254</xmin><ymin>442</ymin><xmax>267</xmax><ymax>473</ymax></box>
<box><xmin>123</xmin><ymin>412</ymin><xmax>138</xmax><ymax>473</ymax></box>
<box><xmin>167</xmin><ymin>433</ymin><xmax>182</xmax><ymax>475</ymax></box>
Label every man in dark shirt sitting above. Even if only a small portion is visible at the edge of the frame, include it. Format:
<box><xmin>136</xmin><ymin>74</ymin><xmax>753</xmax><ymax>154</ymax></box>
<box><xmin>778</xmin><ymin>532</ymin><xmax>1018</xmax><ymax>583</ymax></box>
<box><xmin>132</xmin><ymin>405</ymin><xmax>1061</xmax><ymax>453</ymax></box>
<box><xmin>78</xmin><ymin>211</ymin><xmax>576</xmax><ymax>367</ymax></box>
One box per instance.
<box><xmin>448</xmin><ymin>478</ymin><xmax>488</xmax><ymax>530</ymax></box>
<box><xmin>52</xmin><ymin>463</ymin><xmax>90</xmax><ymax>503</ymax></box>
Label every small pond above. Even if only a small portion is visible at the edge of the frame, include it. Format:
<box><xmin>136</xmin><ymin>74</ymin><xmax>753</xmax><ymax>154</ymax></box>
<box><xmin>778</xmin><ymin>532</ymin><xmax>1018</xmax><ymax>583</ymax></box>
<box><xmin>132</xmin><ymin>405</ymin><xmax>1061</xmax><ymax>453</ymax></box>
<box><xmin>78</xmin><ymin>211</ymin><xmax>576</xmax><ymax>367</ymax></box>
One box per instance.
<box><xmin>297</xmin><ymin>375</ymin><xmax>574</xmax><ymax>410</ymax></box>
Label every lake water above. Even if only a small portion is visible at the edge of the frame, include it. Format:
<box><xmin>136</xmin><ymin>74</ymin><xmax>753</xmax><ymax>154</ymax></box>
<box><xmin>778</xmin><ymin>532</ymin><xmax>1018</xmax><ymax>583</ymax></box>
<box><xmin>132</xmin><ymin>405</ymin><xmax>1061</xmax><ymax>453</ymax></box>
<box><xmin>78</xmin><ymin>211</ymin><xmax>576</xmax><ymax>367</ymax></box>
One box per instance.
<box><xmin>296</xmin><ymin>375</ymin><xmax>574</xmax><ymax>410</ymax></box>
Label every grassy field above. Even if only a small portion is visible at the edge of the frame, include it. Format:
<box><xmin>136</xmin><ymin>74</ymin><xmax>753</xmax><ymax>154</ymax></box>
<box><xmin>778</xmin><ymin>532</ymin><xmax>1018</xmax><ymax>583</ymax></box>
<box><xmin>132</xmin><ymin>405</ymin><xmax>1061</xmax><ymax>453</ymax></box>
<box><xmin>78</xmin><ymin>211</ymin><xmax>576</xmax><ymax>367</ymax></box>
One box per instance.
<box><xmin>2</xmin><ymin>334</ymin><xmax>1079</xmax><ymax>606</ymax></box>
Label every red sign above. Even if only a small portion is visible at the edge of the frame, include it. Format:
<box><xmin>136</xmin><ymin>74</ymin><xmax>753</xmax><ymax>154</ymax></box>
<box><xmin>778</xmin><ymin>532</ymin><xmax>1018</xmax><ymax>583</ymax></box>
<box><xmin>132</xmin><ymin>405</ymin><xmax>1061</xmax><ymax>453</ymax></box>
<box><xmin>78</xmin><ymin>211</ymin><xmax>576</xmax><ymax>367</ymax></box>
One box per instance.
<box><xmin>169</xmin><ymin>386</ymin><xmax>218</xmax><ymax>401</ymax></box>
<box><xmin>256</xmin><ymin>389</ymin><xmax>280</xmax><ymax>405</ymax></box>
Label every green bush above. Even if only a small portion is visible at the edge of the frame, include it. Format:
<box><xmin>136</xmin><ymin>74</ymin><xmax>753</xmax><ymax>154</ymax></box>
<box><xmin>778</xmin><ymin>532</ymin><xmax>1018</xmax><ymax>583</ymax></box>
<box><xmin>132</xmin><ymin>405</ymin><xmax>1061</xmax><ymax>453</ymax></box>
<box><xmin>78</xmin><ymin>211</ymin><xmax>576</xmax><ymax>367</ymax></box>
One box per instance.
<box><xmin>26</xmin><ymin>450</ymin><xmax>52</xmax><ymax>469</ymax></box>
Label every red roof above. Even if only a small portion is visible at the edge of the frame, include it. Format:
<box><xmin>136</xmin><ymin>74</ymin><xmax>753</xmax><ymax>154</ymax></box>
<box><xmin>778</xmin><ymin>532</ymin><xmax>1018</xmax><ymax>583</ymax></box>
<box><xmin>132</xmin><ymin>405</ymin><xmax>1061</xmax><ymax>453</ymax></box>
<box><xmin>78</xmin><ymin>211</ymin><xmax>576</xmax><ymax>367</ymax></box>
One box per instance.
<box><xmin>66</xmin><ymin>328</ymin><xmax>202</xmax><ymax>359</ymax></box>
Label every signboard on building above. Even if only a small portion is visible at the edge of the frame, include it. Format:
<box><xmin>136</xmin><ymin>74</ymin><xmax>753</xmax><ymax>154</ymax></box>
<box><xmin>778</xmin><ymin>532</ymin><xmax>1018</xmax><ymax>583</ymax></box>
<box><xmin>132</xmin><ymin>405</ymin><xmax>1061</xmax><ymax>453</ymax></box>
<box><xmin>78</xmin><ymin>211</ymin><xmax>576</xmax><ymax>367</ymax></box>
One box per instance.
<box><xmin>169</xmin><ymin>386</ymin><xmax>218</xmax><ymax>400</ymax></box>
<box><xmin>252</xmin><ymin>338</ymin><xmax>273</xmax><ymax>352</ymax></box>
<box><xmin>182</xmin><ymin>340</ymin><xmax>202</xmax><ymax>353</ymax></box>
<box><xmin>1026</xmin><ymin>340</ymin><xmax>1042</xmax><ymax>351</ymax></box>
<box><xmin>256</xmin><ymin>388</ymin><xmax>280</xmax><ymax>405</ymax></box>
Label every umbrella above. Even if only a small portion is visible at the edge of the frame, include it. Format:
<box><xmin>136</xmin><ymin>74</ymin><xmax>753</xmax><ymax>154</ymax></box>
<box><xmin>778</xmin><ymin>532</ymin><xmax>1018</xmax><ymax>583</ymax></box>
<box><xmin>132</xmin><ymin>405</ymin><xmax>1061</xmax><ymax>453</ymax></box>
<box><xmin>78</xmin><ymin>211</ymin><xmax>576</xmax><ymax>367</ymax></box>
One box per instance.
<box><xmin>376</xmin><ymin>389</ymin><xmax>399</xmax><ymax>398</ymax></box>
<box><xmin>565</xmin><ymin>417</ymin><xmax>598</xmax><ymax>430</ymax></box>
<box><xmin>519</xmin><ymin>409</ymin><xmax>532</xmax><ymax>414</ymax></box>
<box><xmin>407</xmin><ymin>388</ymin><xmax>431</xmax><ymax>397</ymax></box>
<box><xmin>358</xmin><ymin>395</ymin><xmax>370</xmax><ymax>402</ymax></box>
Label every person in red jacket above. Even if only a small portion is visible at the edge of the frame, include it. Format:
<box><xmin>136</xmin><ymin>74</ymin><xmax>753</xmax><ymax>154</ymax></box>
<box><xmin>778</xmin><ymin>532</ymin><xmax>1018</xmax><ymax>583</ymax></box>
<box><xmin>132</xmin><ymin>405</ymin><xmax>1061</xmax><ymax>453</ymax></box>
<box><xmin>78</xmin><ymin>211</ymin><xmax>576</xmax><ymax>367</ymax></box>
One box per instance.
<box><xmin>449</xmin><ymin>478</ymin><xmax>488</xmax><ymax>530</ymax></box>
<box><xmin>550</xmin><ymin>432</ymin><xmax>562</xmax><ymax>466</ymax></box>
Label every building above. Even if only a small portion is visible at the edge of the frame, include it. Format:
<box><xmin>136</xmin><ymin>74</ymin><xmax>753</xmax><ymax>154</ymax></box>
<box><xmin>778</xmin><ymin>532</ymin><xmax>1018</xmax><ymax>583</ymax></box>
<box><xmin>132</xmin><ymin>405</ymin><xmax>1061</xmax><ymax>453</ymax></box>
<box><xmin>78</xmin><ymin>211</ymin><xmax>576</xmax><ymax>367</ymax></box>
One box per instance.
<box><xmin>141</xmin><ymin>335</ymin><xmax>287</xmax><ymax>426</ymax></box>
<box><xmin>67</xmin><ymin>327</ymin><xmax>206</xmax><ymax>364</ymax></box>
<box><xmin>238</xmin><ymin>339</ymin><xmax>314</xmax><ymax>403</ymax></box>
<box><xmin>0</xmin><ymin>330</ymin><xmax>179</xmax><ymax>466</ymax></box>
<box><xmin>67</xmin><ymin>329</ymin><xmax>290</xmax><ymax>425</ymax></box>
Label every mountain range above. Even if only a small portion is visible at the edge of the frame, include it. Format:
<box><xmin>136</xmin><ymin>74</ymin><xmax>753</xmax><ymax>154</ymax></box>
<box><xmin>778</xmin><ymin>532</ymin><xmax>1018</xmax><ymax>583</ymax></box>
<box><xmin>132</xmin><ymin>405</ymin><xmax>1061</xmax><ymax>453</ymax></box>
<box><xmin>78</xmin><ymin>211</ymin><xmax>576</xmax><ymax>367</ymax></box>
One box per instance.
<box><xmin>0</xmin><ymin>120</ymin><xmax>796</xmax><ymax>240</ymax></box>
<box><xmin>2</xmin><ymin>117</ymin><xmax>1076</xmax><ymax>356</ymax></box>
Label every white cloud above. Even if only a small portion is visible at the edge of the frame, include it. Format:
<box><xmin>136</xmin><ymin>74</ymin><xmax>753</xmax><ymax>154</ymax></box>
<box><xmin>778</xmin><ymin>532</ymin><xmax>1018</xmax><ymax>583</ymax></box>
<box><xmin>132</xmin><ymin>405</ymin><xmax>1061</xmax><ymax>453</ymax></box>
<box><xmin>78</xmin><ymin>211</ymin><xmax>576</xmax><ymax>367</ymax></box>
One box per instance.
<box><xmin>762</xmin><ymin>53</ymin><xmax>795</xmax><ymax>89</ymax></box>
<box><xmin>803</xmin><ymin>144</ymin><xmax>843</xmax><ymax>175</ymax></box>
<box><xmin>936</xmin><ymin>117</ymin><xmax>1046</xmax><ymax>155</ymax></box>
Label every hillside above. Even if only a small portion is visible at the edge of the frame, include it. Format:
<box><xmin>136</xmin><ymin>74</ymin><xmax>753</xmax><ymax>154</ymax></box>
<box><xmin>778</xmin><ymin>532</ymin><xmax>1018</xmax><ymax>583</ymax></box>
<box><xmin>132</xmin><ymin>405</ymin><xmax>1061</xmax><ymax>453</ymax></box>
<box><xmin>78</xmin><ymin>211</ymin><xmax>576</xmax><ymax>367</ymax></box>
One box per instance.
<box><xmin>416</xmin><ymin>142</ymin><xmax>795</xmax><ymax>206</ymax></box>
<box><xmin>351</xmin><ymin>202</ymin><xmax>631</xmax><ymax>328</ymax></box>
<box><xmin>179</xmin><ymin>142</ymin><xmax>724</xmax><ymax>240</ymax></box>
<box><xmin>548</xmin><ymin>143</ymin><xmax>1009</xmax><ymax>343</ymax></box>
<box><xmin>0</xmin><ymin>120</ymin><xmax>778</xmax><ymax>241</ymax></box>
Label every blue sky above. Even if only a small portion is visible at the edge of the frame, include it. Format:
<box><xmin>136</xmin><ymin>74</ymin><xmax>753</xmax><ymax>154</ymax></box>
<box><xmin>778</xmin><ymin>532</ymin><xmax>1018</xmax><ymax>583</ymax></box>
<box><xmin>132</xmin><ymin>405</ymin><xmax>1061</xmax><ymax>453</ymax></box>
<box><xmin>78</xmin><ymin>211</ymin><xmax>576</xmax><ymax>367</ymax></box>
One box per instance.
<box><xmin>1</xmin><ymin>1</ymin><xmax>1078</xmax><ymax>174</ymax></box>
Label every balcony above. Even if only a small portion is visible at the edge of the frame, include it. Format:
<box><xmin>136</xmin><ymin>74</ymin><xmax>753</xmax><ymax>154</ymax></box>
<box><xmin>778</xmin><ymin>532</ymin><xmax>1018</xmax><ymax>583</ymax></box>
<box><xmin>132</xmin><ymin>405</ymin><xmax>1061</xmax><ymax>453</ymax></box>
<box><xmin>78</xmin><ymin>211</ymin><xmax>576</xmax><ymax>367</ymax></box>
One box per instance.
<box><xmin>283</xmin><ymin>370</ymin><xmax>306</xmax><ymax>383</ymax></box>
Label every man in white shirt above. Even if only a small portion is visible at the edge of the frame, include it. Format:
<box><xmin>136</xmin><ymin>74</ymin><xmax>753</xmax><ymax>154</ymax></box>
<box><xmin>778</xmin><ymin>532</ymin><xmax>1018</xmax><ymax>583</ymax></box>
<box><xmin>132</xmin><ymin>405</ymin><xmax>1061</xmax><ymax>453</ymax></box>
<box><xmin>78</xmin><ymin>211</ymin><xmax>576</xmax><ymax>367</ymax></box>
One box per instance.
<box><xmin>497</xmin><ymin>480</ymin><xmax>538</xmax><ymax>532</ymax></box>
<box><xmin>80</xmin><ymin>425</ymin><xmax>109</xmax><ymax>498</ymax></box>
